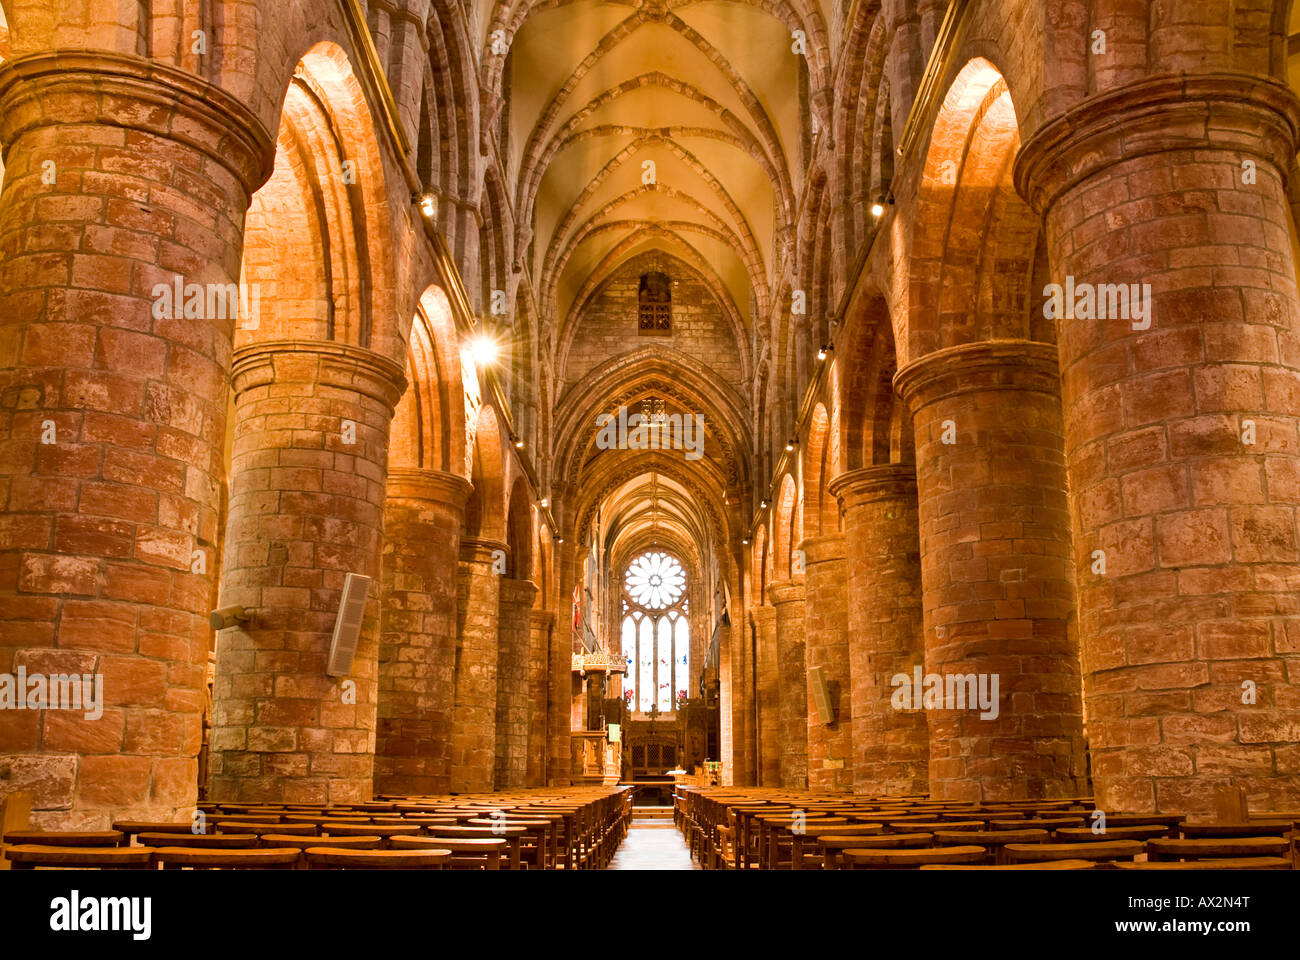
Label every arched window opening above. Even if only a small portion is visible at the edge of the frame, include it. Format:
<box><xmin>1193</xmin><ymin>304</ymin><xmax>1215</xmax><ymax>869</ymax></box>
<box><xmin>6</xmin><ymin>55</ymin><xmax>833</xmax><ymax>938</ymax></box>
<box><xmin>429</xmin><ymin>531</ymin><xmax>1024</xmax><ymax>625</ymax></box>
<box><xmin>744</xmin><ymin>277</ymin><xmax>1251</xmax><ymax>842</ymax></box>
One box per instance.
<box><xmin>638</xmin><ymin>271</ymin><xmax>672</xmax><ymax>335</ymax></box>
<box><xmin>620</xmin><ymin>551</ymin><xmax>689</xmax><ymax>713</ymax></box>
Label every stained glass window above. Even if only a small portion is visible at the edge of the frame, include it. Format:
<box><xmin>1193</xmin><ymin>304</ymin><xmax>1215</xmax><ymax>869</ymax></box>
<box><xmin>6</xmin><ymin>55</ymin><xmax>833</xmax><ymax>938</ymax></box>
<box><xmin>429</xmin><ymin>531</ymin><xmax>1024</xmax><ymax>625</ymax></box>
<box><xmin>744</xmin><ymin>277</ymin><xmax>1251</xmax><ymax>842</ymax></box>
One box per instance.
<box><xmin>619</xmin><ymin>550</ymin><xmax>690</xmax><ymax>713</ymax></box>
<box><xmin>624</xmin><ymin>552</ymin><xmax>686</xmax><ymax>609</ymax></box>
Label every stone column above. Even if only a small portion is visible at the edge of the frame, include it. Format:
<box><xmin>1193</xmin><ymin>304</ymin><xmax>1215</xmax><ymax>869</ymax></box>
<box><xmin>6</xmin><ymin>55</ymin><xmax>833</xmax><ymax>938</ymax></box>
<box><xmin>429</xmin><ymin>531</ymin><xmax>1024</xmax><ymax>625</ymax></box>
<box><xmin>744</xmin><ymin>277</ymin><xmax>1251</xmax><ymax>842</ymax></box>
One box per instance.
<box><xmin>451</xmin><ymin>537</ymin><xmax>504</xmax><ymax>792</ymax></box>
<box><xmin>0</xmin><ymin>56</ymin><xmax>271</xmax><ymax>828</ymax></box>
<box><xmin>494</xmin><ymin>577</ymin><xmax>537</xmax><ymax>789</ymax></box>
<box><xmin>895</xmin><ymin>340</ymin><xmax>1087</xmax><ymax>802</ymax></box>
<box><xmin>751</xmin><ymin>606</ymin><xmax>781</xmax><ymax>786</ymax></box>
<box><xmin>729</xmin><ymin>609</ymin><xmax>757</xmax><ymax>786</ymax></box>
<box><xmin>211</xmin><ymin>341</ymin><xmax>405</xmax><ymax>805</ymax></box>
<box><xmin>768</xmin><ymin>579</ymin><xmax>808</xmax><ymax>789</ymax></box>
<box><xmin>374</xmin><ymin>468</ymin><xmax>470</xmax><ymax>796</ymax></box>
<box><xmin>1016</xmin><ymin>76</ymin><xmax>1300</xmax><ymax>815</ymax></box>
<box><xmin>830</xmin><ymin>465</ymin><xmax>930</xmax><ymax>797</ymax></box>
<box><xmin>548</xmin><ymin>540</ymin><xmax>577</xmax><ymax>785</ymax></box>
<box><xmin>801</xmin><ymin>535</ymin><xmax>853</xmax><ymax>791</ymax></box>
<box><xmin>527</xmin><ymin>610</ymin><xmax>554</xmax><ymax>786</ymax></box>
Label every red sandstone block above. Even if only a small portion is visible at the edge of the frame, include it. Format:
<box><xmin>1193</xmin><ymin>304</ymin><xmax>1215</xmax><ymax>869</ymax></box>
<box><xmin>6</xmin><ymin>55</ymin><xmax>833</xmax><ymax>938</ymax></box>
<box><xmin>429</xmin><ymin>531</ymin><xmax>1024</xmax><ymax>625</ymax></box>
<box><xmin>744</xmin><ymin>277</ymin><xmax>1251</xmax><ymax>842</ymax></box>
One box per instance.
<box><xmin>1239</xmin><ymin>712</ymin><xmax>1300</xmax><ymax>743</ymax></box>
<box><xmin>76</xmin><ymin>755</ymin><xmax>151</xmax><ymax>806</ymax></box>
<box><xmin>1155</xmin><ymin>509</ymin><xmax>1231</xmax><ymax>566</ymax></box>
<box><xmin>18</xmin><ymin>553</ymin><xmax>99</xmax><ymax>595</ymax></box>
<box><xmin>98</xmin><ymin>654</ymin><xmax>168</xmax><ymax>707</ymax></box>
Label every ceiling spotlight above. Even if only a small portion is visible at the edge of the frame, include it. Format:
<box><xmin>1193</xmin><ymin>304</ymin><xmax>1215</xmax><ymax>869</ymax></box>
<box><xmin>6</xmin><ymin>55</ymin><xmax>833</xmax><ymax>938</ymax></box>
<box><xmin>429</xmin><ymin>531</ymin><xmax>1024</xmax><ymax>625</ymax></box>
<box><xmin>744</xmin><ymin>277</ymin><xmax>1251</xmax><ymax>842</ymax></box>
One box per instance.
<box><xmin>540</xmin><ymin>498</ymin><xmax>549</xmax><ymax>508</ymax></box>
<box><xmin>817</xmin><ymin>344</ymin><xmax>830</xmax><ymax>361</ymax></box>
<box><xmin>469</xmin><ymin>334</ymin><xmax>499</xmax><ymax>366</ymax></box>
<box><xmin>785</xmin><ymin>439</ymin><xmax>795</xmax><ymax>452</ymax></box>
<box><xmin>870</xmin><ymin>200</ymin><xmax>884</xmax><ymax>218</ymax></box>
<box><xmin>514</xmin><ymin>437</ymin><xmax>525</xmax><ymax>449</ymax></box>
<box><xmin>556</xmin><ymin>537</ymin><xmax>564</xmax><ymax>544</ymax></box>
<box><xmin>415</xmin><ymin>191</ymin><xmax>438</xmax><ymax>220</ymax></box>
<box><xmin>760</xmin><ymin>499</ymin><xmax>768</xmax><ymax>509</ymax></box>
<box><xmin>742</xmin><ymin>538</ymin><xmax>750</xmax><ymax>545</ymax></box>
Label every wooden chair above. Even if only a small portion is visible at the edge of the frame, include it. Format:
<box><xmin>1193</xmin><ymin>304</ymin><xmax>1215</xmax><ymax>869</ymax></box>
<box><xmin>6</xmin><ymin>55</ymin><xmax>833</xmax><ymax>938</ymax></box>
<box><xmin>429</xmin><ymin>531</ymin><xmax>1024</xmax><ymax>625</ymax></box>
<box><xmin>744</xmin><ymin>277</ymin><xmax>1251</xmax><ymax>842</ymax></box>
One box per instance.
<box><xmin>319</xmin><ymin>824</ymin><xmax>421</xmax><ymax>847</ymax></box>
<box><xmin>932</xmin><ymin>829</ymin><xmax>1050</xmax><ymax>865</ymax></box>
<box><xmin>150</xmin><ymin>847</ymin><xmax>302</xmax><ymax>870</ymax></box>
<box><xmin>5</xmin><ymin>845</ymin><xmax>153</xmax><ymax>869</ymax></box>
<box><xmin>2</xmin><ymin>830</ymin><xmax>123</xmax><ymax>848</ymax></box>
<box><xmin>820</xmin><ymin>833</ymin><xmax>934</xmax><ymax>869</ymax></box>
<box><xmin>790</xmin><ymin>824</ymin><xmax>886</xmax><ymax>869</ymax></box>
<box><xmin>1146</xmin><ymin>837</ymin><xmax>1291</xmax><ymax>862</ymax></box>
<box><xmin>1004</xmin><ymin>840</ymin><xmax>1144</xmax><ymax>864</ymax></box>
<box><xmin>843</xmin><ymin>845</ymin><xmax>987</xmax><ymax>869</ymax></box>
<box><xmin>136</xmin><ymin>833</ymin><xmax>259</xmax><ymax>849</ymax></box>
<box><xmin>303</xmin><ymin>848</ymin><xmax>450</xmax><ymax>870</ymax></box>
<box><xmin>420</xmin><ymin>826</ymin><xmax>526</xmax><ymax>869</ymax></box>
<box><xmin>1113</xmin><ymin>857</ymin><xmax>1293</xmax><ymax>870</ymax></box>
<box><xmin>392</xmin><ymin>836</ymin><xmax>505</xmax><ymax>870</ymax></box>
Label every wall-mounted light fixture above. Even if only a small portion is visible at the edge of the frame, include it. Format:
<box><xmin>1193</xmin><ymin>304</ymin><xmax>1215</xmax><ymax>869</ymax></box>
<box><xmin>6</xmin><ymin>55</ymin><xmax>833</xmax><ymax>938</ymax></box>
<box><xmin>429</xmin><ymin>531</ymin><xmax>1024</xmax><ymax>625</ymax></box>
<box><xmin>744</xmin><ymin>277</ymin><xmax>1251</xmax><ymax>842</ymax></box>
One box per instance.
<box><xmin>414</xmin><ymin>191</ymin><xmax>438</xmax><ymax>221</ymax></box>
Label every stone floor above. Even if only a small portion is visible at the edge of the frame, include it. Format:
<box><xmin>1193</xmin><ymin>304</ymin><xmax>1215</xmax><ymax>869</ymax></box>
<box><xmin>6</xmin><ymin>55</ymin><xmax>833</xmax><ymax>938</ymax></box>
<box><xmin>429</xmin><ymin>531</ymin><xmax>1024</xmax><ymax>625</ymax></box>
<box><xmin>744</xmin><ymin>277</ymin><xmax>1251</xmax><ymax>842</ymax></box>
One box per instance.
<box><xmin>606</xmin><ymin>823</ymin><xmax>701</xmax><ymax>870</ymax></box>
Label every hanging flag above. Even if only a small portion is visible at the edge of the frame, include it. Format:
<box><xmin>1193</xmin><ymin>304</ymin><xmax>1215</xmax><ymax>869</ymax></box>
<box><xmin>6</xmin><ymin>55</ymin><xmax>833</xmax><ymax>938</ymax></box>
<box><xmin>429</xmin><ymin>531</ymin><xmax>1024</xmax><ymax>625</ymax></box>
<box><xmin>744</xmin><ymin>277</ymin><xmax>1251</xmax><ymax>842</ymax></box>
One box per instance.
<box><xmin>572</xmin><ymin>581</ymin><xmax>581</xmax><ymax>633</ymax></box>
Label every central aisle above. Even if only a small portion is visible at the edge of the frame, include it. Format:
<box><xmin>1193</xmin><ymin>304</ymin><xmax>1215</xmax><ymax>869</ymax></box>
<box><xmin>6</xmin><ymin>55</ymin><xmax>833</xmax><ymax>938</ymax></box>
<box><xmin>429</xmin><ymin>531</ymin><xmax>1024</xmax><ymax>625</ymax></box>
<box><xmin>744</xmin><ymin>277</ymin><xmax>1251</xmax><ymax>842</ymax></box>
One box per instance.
<box><xmin>606</xmin><ymin>822</ymin><xmax>701</xmax><ymax>870</ymax></box>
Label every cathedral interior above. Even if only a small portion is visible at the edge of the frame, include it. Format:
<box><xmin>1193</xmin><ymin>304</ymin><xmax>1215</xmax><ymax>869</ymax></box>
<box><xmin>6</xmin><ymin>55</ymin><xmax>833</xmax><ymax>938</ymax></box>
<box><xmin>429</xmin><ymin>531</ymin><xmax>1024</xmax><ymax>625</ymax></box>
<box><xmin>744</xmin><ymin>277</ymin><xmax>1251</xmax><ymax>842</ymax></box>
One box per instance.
<box><xmin>1</xmin><ymin>0</ymin><xmax>1300</xmax><ymax>880</ymax></box>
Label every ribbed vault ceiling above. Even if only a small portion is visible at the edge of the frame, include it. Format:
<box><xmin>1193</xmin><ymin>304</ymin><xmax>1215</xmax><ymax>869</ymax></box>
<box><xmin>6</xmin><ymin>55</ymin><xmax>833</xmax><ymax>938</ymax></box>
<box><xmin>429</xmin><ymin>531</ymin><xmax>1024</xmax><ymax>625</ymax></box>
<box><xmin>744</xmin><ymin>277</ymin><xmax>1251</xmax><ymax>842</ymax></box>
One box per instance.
<box><xmin>502</xmin><ymin>0</ymin><xmax>807</xmax><ymax>329</ymax></box>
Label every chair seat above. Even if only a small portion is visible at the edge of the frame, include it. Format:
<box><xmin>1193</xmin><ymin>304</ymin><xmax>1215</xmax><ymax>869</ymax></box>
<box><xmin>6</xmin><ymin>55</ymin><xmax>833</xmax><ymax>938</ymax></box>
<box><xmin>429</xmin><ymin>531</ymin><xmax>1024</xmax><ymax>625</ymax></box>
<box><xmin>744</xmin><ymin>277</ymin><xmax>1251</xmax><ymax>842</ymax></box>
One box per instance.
<box><xmin>1147</xmin><ymin>837</ymin><xmax>1290</xmax><ymax>860</ymax></box>
<box><xmin>1004</xmin><ymin>840</ymin><xmax>1144</xmax><ymax>862</ymax></box>
<box><xmin>112</xmin><ymin>822</ymin><xmax>197</xmax><ymax>836</ymax></box>
<box><xmin>136</xmin><ymin>833</ymin><xmax>259</xmax><ymax>848</ymax></box>
<box><xmin>843</xmin><ymin>845</ymin><xmax>986</xmax><ymax>867</ymax></box>
<box><xmin>5</xmin><ymin>845</ymin><xmax>153</xmax><ymax>868</ymax></box>
<box><xmin>1113</xmin><ymin>857</ymin><xmax>1293</xmax><ymax>870</ymax></box>
<box><xmin>3</xmin><ymin>830</ymin><xmax>123</xmax><ymax>847</ymax></box>
<box><xmin>921</xmin><ymin>859</ymin><xmax>1097</xmax><ymax>870</ymax></box>
<box><xmin>933</xmin><ymin>829</ymin><xmax>1049</xmax><ymax>846</ymax></box>
<box><xmin>151</xmin><ymin>847</ymin><xmax>302</xmax><ymax>869</ymax></box>
<box><xmin>303</xmin><ymin>848</ymin><xmax>451</xmax><ymax>869</ymax></box>
<box><xmin>1178</xmin><ymin>822</ymin><xmax>1295</xmax><ymax>839</ymax></box>
<box><xmin>260</xmin><ymin>834</ymin><xmax>383</xmax><ymax>850</ymax></box>
<box><xmin>1055</xmin><ymin>825</ymin><xmax>1173</xmax><ymax>842</ymax></box>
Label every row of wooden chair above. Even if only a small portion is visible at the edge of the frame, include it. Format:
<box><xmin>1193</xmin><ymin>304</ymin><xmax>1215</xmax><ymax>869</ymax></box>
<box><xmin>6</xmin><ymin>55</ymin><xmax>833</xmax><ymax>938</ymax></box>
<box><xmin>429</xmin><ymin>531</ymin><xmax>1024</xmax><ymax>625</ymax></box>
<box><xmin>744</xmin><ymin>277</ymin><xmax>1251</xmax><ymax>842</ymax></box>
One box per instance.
<box><xmin>675</xmin><ymin>787</ymin><xmax>1297</xmax><ymax>870</ymax></box>
<box><xmin>1</xmin><ymin>787</ymin><xmax>633</xmax><ymax>870</ymax></box>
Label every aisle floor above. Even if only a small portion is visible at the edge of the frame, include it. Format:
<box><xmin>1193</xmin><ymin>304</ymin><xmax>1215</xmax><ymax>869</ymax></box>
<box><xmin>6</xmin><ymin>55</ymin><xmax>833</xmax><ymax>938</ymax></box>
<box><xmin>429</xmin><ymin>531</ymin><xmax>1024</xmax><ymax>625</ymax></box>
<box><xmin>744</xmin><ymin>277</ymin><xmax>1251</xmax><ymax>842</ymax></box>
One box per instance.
<box><xmin>606</xmin><ymin>823</ymin><xmax>702</xmax><ymax>870</ymax></box>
